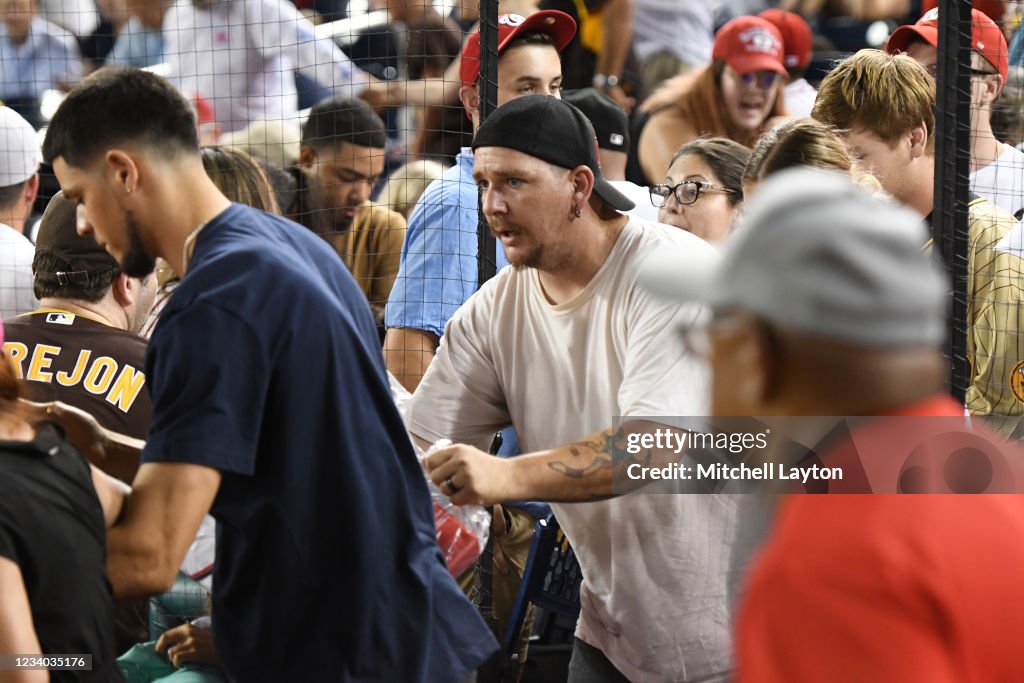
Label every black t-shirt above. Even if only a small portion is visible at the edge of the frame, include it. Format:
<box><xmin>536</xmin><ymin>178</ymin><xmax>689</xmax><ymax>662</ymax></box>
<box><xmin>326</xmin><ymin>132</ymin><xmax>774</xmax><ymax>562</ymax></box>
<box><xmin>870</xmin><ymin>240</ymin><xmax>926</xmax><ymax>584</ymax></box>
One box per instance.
<box><xmin>3</xmin><ymin>311</ymin><xmax>150</xmax><ymax>482</ymax></box>
<box><xmin>0</xmin><ymin>425</ymin><xmax>125</xmax><ymax>683</ymax></box>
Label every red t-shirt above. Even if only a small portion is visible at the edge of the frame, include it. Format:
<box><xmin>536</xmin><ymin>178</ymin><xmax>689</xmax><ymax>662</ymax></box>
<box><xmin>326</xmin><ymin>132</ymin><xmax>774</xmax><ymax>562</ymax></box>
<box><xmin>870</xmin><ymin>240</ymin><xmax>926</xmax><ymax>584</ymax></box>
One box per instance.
<box><xmin>735</xmin><ymin>396</ymin><xmax>1024</xmax><ymax>682</ymax></box>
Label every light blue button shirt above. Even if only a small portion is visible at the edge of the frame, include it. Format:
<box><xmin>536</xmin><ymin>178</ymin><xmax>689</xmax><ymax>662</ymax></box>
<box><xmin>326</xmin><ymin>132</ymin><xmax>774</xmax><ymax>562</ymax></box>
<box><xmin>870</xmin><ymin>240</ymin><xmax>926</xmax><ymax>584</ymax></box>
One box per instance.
<box><xmin>385</xmin><ymin>148</ymin><xmax>509</xmax><ymax>337</ymax></box>
<box><xmin>0</xmin><ymin>16</ymin><xmax>82</xmax><ymax>101</ymax></box>
<box><xmin>107</xmin><ymin>17</ymin><xmax>164</xmax><ymax>68</ymax></box>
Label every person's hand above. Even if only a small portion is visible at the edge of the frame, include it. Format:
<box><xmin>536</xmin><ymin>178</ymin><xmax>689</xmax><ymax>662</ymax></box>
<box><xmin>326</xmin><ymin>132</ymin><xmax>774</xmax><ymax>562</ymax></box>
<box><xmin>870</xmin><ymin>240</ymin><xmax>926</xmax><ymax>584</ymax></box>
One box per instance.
<box><xmin>20</xmin><ymin>400</ymin><xmax>144</xmax><ymax>464</ymax></box>
<box><xmin>21</xmin><ymin>400</ymin><xmax>108</xmax><ymax>462</ymax></box>
<box><xmin>359</xmin><ymin>81</ymin><xmax>391</xmax><ymax>112</ymax></box>
<box><xmin>424</xmin><ymin>443</ymin><xmax>516</xmax><ymax>506</ymax></box>
<box><xmin>156</xmin><ymin>622</ymin><xmax>220</xmax><ymax>668</ymax></box>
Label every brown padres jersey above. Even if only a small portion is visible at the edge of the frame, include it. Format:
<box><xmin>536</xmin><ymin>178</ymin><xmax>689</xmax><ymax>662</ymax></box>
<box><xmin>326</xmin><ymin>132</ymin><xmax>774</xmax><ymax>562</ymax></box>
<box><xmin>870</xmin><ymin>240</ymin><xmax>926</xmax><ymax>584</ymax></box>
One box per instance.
<box><xmin>963</xmin><ymin>198</ymin><xmax>1024</xmax><ymax>434</ymax></box>
<box><xmin>2</xmin><ymin>309</ymin><xmax>150</xmax><ymax>482</ymax></box>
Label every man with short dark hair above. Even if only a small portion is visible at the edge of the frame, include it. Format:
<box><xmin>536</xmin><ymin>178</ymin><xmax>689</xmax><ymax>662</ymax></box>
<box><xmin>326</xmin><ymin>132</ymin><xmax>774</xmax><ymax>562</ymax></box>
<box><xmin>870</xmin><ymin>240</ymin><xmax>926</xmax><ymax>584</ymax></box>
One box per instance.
<box><xmin>288</xmin><ymin>96</ymin><xmax>406</xmax><ymax>325</ymax></box>
<box><xmin>44</xmin><ymin>67</ymin><xmax>496</xmax><ymax>682</ymax></box>
<box><xmin>0</xmin><ymin>105</ymin><xmax>40</xmax><ymax>318</ymax></box>
<box><xmin>3</xmin><ymin>191</ymin><xmax>154</xmax><ymax>483</ymax></box>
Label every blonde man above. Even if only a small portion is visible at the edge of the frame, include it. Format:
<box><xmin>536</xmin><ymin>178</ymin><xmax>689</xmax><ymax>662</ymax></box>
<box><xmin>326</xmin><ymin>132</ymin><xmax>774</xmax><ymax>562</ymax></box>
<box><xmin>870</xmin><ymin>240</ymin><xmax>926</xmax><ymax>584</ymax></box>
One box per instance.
<box><xmin>886</xmin><ymin>8</ymin><xmax>1024</xmax><ymax>218</ymax></box>
<box><xmin>813</xmin><ymin>49</ymin><xmax>1024</xmax><ymax>434</ymax></box>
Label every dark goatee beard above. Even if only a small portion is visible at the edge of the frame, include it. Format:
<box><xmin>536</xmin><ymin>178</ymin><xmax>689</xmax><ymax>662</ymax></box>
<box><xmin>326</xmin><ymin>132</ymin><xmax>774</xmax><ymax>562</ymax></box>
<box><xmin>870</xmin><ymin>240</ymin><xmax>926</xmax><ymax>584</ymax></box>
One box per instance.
<box><xmin>121</xmin><ymin>212</ymin><xmax>157</xmax><ymax>279</ymax></box>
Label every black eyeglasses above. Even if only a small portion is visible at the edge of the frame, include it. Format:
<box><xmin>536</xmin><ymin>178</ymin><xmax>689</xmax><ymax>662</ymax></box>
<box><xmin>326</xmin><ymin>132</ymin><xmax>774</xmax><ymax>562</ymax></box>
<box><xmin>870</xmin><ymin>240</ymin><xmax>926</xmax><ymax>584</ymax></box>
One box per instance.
<box><xmin>650</xmin><ymin>181</ymin><xmax>736</xmax><ymax>208</ymax></box>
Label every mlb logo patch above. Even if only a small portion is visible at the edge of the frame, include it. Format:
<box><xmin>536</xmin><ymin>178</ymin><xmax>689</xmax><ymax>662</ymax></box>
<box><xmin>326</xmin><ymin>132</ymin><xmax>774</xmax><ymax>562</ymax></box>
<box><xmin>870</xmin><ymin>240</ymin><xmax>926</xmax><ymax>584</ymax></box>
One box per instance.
<box><xmin>45</xmin><ymin>312</ymin><xmax>75</xmax><ymax>325</ymax></box>
<box><xmin>610</xmin><ymin>133</ymin><xmax>624</xmax><ymax>146</ymax></box>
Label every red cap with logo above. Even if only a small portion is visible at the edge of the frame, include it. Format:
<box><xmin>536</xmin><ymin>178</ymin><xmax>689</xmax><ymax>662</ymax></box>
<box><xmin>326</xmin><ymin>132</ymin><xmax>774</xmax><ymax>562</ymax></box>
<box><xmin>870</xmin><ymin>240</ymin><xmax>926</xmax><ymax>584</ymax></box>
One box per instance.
<box><xmin>712</xmin><ymin>16</ymin><xmax>787</xmax><ymax>76</ymax></box>
<box><xmin>459</xmin><ymin>11</ymin><xmax>577</xmax><ymax>89</ymax></box>
<box><xmin>758</xmin><ymin>9</ymin><xmax>813</xmax><ymax>70</ymax></box>
<box><xmin>886</xmin><ymin>7</ymin><xmax>1008</xmax><ymax>81</ymax></box>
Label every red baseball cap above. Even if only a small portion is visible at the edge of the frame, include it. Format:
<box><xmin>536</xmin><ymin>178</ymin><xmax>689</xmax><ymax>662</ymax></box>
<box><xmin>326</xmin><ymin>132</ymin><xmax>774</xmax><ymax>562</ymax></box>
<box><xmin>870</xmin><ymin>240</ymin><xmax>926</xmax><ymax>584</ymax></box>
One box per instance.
<box><xmin>886</xmin><ymin>7</ymin><xmax>1008</xmax><ymax>81</ymax></box>
<box><xmin>459</xmin><ymin>11</ymin><xmax>577</xmax><ymax>89</ymax></box>
<box><xmin>712</xmin><ymin>16</ymin><xmax>787</xmax><ymax>76</ymax></box>
<box><xmin>758</xmin><ymin>9</ymin><xmax>813</xmax><ymax>70</ymax></box>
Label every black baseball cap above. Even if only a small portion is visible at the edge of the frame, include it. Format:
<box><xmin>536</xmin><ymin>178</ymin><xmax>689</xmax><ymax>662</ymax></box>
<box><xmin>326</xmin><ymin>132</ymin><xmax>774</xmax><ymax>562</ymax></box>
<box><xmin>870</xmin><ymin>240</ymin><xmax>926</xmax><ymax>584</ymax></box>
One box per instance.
<box><xmin>33</xmin><ymin>191</ymin><xmax>119</xmax><ymax>288</ymax></box>
<box><xmin>563</xmin><ymin>88</ymin><xmax>629</xmax><ymax>153</ymax></box>
<box><xmin>472</xmin><ymin>95</ymin><xmax>635</xmax><ymax>212</ymax></box>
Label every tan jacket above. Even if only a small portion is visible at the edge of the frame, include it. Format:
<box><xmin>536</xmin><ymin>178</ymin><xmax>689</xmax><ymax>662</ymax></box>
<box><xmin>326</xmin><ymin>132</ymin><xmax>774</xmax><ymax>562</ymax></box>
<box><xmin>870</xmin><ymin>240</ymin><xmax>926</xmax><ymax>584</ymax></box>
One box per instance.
<box><xmin>322</xmin><ymin>202</ymin><xmax>407</xmax><ymax>321</ymax></box>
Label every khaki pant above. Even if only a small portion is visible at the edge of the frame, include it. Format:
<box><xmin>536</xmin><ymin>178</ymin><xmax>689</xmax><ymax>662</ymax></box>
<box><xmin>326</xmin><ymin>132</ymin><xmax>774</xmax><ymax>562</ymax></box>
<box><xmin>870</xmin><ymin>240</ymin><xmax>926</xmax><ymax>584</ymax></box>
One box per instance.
<box><xmin>459</xmin><ymin>507</ymin><xmax>537</xmax><ymax>677</ymax></box>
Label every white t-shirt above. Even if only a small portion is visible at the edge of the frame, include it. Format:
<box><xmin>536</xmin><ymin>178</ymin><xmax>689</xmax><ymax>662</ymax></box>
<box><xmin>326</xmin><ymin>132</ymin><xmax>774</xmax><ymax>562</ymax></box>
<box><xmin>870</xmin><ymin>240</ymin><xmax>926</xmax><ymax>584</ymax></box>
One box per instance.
<box><xmin>971</xmin><ymin>143</ymin><xmax>1024</xmax><ymax>220</ymax></box>
<box><xmin>632</xmin><ymin>0</ymin><xmax>712</xmax><ymax>67</ymax></box>
<box><xmin>38</xmin><ymin>0</ymin><xmax>98</xmax><ymax>36</ymax></box>
<box><xmin>610</xmin><ymin>179</ymin><xmax>662</xmax><ymax>224</ymax></box>
<box><xmin>784</xmin><ymin>78</ymin><xmax>817</xmax><ymax>118</ymax></box>
<box><xmin>163</xmin><ymin>0</ymin><xmax>370</xmax><ymax>132</ymax></box>
<box><xmin>410</xmin><ymin>218</ymin><xmax>742</xmax><ymax>681</ymax></box>
<box><xmin>0</xmin><ymin>224</ymin><xmax>39</xmax><ymax>320</ymax></box>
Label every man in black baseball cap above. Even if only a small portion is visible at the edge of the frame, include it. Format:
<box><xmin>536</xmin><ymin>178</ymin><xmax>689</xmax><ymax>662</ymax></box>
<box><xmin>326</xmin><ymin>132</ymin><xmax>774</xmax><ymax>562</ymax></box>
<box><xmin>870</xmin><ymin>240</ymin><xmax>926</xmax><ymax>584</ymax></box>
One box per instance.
<box><xmin>3</xmin><ymin>191</ymin><xmax>155</xmax><ymax>480</ymax></box>
<box><xmin>470</xmin><ymin>94</ymin><xmax>634</xmax><ymax>221</ymax></box>
<box><xmin>415</xmin><ymin>94</ymin><xmax>729</xmax><ymax>681</ymax></box>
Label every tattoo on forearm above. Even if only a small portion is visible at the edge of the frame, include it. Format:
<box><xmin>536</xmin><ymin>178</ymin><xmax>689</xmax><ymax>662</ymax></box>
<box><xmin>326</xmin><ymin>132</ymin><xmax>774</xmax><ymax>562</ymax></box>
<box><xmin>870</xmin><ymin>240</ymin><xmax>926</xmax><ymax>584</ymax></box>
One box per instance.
<box><xmin>547</xmin><ymin>426</ymin><xmax>653</xmax><ymax>479</ymax></box>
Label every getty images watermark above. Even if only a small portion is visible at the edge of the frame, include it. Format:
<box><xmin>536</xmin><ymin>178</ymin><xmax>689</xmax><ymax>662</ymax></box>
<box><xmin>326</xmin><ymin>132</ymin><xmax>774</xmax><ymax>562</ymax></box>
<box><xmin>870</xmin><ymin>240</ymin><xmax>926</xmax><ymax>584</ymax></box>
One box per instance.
<box><xmin>611</xmin><ymin>415</ymin><xmax>1024</xmax><ymax>494</ymax></box>
<box><xmin>623</xmin><ymin>426</ymin><xmax>842</xmax><ymax>486</ymax></box>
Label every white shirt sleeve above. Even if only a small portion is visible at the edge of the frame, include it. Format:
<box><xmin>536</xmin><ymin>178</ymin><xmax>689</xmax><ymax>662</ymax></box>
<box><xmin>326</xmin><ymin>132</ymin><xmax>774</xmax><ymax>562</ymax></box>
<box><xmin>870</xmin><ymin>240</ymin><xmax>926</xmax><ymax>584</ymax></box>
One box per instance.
<box><xmin>618</xmin><ymin>251</ymin><xmax>710</xmax><ymax>420</ymax></box>
<box><xmin>407</xmin><ymin>283</ymin><xmax>511</xmax><ymax>450</ymax></box>
<box><xmin>249</xmin><ymin>0</ymin><xmax>371</xmax><ymax>99</ymax></box>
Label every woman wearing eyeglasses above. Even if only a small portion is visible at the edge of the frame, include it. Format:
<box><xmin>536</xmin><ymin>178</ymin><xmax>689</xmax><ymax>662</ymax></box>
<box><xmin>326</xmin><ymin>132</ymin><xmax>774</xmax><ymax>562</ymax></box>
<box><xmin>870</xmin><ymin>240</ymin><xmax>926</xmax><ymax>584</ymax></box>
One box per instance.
<box><xmin>629</xmin><ymin>16</ymin><xmax>790</xmax><ymax>187</ymax></box>
<box><xmin>651</xmin><ymin>137</ymin><xmax>750</xmax><ymax>244</ymax></box>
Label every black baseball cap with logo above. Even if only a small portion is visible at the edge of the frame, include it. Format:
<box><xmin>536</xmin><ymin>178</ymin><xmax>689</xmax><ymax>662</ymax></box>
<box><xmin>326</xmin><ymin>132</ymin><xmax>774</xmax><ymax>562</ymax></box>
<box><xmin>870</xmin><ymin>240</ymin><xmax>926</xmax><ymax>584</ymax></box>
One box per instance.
<box><xmin>471</xmin><ymin>94</ymin><xmax>635</xmax><ymax>212</ymax></box>
<box><xmin>563</xmin><ymin>88</ymin><xmax>630</xmax><ymax>154</ymax></box>
<box><xmin>33</xmin><ymin>191</ymin><xmax>119</xmax><ymax>288</ymax></box>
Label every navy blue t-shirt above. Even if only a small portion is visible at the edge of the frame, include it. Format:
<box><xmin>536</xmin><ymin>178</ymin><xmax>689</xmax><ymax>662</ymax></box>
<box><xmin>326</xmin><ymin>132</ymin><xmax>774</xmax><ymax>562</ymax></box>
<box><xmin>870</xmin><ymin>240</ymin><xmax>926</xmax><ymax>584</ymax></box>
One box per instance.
<box><xmin>142</xmin><ymin>204</ymin><xmax>496</xmax><ymax>682</ymax></box>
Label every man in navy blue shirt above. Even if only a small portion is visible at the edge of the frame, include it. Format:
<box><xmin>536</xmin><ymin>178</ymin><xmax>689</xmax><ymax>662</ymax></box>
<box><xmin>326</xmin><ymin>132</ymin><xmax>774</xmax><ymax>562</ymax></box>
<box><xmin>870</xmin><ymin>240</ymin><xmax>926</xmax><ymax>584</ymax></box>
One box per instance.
<box><xmin>44</xmin><ymin>67</ymin><xmax>496</xmax><ymax>682</ymax></box>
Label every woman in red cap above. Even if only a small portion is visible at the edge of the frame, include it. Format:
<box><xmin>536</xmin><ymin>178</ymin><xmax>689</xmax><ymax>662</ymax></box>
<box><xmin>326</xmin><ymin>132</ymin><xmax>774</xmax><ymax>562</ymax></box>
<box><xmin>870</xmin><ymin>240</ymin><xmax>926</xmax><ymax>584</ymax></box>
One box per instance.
<box><xmin>631</xmin><ymin>16</ymin><xmax>789</xmax><ymax>186</ymax></box>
